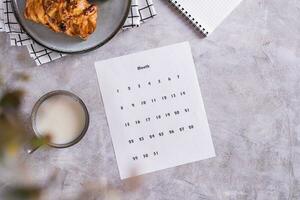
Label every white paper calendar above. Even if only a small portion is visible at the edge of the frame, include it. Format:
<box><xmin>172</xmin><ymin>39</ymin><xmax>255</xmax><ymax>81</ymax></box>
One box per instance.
<box><xmin>95</xmin><ymin>42</ymin><xmax>215</xmax><ymax>179</ymax></box>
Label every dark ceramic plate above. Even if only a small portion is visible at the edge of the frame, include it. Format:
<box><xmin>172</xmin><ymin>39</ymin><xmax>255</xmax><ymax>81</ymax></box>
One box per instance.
<box><xmin>11</xmin><ymin>0</ymin><xmax>131</xmax><ymax>54</ymax></box>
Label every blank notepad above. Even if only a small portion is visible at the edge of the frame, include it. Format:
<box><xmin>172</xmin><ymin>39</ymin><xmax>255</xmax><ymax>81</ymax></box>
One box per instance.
<box><xmin>168</xmin><ymin>0</ymin><xmax>243</xmax><ymax>35</ymax></box>
<box><xmin>95</xmin><ymin>42</ymin><xmax>215</xmax><ymax>179</ymax></box>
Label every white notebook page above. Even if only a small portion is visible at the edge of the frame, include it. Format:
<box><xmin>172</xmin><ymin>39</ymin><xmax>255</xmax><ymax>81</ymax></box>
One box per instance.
<box><xmin>172</xmin><ymin>0</ymin><xmax>243</xmax><ymax>34</ymax></box>
<box><xmin>95</xmin><ymin>42</ymin><xmax>215</xmax><ymax>179</ymax></box>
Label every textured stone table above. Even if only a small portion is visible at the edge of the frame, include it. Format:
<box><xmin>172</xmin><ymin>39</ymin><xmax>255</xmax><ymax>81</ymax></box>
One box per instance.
<box><xmin>1</xmin><ymin>0</ymin><xmax>300</xmax><ymax>199</ymax></box>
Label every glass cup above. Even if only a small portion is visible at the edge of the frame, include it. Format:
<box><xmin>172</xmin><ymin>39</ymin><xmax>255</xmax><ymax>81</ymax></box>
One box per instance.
<box><xmin>27</xmin><ymin>90</ymin><xmax>89</xmax><ymax>154</ymax></box>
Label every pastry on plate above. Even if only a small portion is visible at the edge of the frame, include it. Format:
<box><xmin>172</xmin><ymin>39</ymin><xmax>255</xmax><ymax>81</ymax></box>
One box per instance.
<box><xmin>24</xmin><ymin>0</ymin><xmax>98</xmax><ymax>39</ymax></box>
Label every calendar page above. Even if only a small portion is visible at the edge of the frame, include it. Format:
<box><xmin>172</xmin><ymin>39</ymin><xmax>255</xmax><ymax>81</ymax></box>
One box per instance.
<box><xmin>95</xmin><ymin>42</ymin><xmax>215</xmax><ymax>179</ymax></box>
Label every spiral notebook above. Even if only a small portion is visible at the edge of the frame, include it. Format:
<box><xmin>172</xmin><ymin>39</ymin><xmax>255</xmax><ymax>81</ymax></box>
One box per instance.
<box><xmin>168</xmin><ymin>0</ymin><xmax>243</xmax><ymax>36</ymax></box>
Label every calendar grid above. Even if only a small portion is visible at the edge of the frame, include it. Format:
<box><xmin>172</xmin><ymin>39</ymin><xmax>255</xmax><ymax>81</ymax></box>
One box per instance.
<box><xmin>95</xmin><ymin>42</ymin><xmax>215</xmax><ymax>179</ymax></box>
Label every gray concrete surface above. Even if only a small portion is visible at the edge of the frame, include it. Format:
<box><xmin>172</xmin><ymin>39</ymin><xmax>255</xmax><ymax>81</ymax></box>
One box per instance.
<box><xmin>1</xmin><ymin>0</ymin><xmax>300</xmax><ymax>199</ymax></box>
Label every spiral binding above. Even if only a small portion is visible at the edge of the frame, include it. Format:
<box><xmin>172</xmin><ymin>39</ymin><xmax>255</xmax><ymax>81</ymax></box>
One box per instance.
<box><xmin>168</xmin><ymin>0</ymin><xmax>209</xmax><ymax>36</ymax></box>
